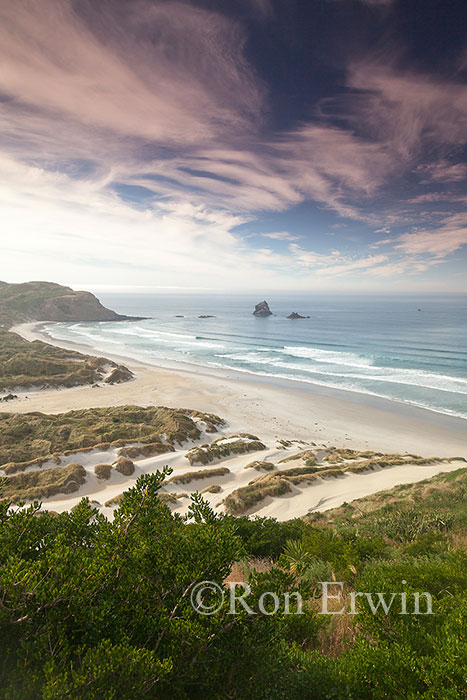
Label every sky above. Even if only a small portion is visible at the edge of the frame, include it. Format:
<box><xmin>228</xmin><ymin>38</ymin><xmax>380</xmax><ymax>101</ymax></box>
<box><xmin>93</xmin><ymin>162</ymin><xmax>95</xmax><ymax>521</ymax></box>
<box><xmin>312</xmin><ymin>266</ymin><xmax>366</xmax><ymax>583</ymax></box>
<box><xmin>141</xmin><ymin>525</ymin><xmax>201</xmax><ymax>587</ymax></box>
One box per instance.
<box><xmin>0</xmin><ymin>0</ymin><xmax>466</xmax><ymax>293</ymax></box>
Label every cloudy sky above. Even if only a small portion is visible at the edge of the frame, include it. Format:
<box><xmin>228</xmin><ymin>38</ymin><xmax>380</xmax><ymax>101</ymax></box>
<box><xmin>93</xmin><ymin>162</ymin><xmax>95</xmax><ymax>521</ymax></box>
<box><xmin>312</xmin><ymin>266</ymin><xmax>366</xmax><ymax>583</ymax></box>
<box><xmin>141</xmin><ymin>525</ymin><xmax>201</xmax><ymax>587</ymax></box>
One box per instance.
<box><xmin>1</xmin><ymin>0</ymin><xmax>466</xmax><ymax>292</ymax></box>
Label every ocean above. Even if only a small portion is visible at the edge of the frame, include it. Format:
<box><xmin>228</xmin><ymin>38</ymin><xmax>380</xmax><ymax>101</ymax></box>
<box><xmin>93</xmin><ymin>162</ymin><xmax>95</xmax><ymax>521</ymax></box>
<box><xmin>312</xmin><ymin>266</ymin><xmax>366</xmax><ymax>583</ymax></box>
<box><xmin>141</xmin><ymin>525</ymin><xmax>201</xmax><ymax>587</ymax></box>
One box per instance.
<box><xmin>43</xmin><ymin>293</ymin><xmax>467</xmax><ymax>421</ymax></box>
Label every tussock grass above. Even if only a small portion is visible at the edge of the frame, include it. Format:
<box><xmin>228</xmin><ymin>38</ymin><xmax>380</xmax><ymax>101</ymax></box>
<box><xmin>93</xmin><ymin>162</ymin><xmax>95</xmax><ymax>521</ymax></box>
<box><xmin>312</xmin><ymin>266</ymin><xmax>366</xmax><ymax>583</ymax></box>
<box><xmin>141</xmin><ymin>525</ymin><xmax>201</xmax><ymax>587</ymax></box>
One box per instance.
<box><xmin>94</xmin><ymin>464</ymin><xmax>112</xmax><ymax>480</ymax></box>
<box><xmin>104</xmin><ymin>366</ymin><xmax>133</xmax><ymax>384</ymax></box>
<box><xmin>118</xmin><ymin>442</ymin><xmax>175</xmax><ymax>459</ymax></box>
<box><xmin>0</xmin><ymin>328</ymin><xmax>131</xmax><ymax>391</ymax></box>
<box><xmin>186</xmin><ymin>438</ymin><xmax>266</xmax><ymax>465</ymax></box>
<box><xmin>113</xmin><ymin>457</ymin><xmax>135</xmax><ymax>476</ymax></box>
<box><xmin>0</xmin><ymin>405</ymin><xmax>221</xmax><ymax>467</ymax></box>
<box><xmin>168</xmin><ymin>466</ymin><xmax>230</xmax><ymax>485</ymax></box>
<box><xmin>244</xmin><ymin>460</ymin><xmax>275</xmax><ymax>471</ymax></box>
<box><xmin>305</xmin><ymin>467</ymin><xmax>467</xmax><ymax>532</ymax></box>
<box><xmin>201</xmin><ymin>484</ymin><xmax>222</xmax><ymax>494</ymax></box>
<box><xmin>0</xmin><ymin>463</ymin><xmax>86</xmax><ymax>502</ymax></box>
<box><xmin>278</xmin><ymin>450</ymin><xmax>317</xmax><ymax>466</ymax></box>
<box><xmin>224</xmin><ymin>478</ymin><xmax>292</xmax><ymax>515</ymax></box>
<box><xmin>225</xmin><ymin>452</ymin><xmax>455</xmax><ymax>516</ymax></box>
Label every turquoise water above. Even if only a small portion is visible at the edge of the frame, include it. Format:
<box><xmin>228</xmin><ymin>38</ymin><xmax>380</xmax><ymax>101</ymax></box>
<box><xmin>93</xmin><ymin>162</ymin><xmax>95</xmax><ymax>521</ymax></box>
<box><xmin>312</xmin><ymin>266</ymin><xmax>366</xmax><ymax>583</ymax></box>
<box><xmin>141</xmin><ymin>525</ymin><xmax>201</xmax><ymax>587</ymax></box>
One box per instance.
<box><xmin>44</xmin><ymin>293</ymin><xmax>467</xmax><ymax>420</ymax></box>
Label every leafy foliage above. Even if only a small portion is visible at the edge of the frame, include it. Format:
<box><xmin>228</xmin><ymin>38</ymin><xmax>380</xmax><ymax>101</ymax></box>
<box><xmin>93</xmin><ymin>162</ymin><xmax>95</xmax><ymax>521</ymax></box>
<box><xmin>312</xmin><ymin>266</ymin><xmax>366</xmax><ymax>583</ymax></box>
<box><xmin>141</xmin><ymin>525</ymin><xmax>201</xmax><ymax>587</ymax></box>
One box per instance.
<box><xmin>0</xmin><ymin>465</ymin><xmax>465</xmax><ymax>698</ymax></box>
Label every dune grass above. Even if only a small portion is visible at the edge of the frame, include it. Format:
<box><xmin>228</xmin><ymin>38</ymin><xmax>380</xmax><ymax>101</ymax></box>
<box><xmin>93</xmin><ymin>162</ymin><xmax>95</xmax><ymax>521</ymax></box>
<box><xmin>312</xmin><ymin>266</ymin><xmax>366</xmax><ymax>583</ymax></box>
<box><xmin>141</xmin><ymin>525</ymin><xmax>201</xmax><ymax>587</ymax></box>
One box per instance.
<box><xmin>118</xmin><ymin>442</ymin><xmax>175</xmax><ymax>459</ymax></box>
<box><xmin>168</xmin><ymin>466</ymin><xmax>230</xmax><ymax>485</ymax></box>
<box><xmin>113</xmin><ymin>457</ymin><xmax>135</xmax><ymax>476</ymax></box>
<box><xmin>305</xmin><ymin>467</ymin><xmax>467</xmax><ymax>538</ymax></box>
<box><xmin>224</xmin><ymin>453</ymin><xmax>458</xmax><ymax>515</ymax></box>
<box><xmin>0</xmin><ymin>328</ymin><xmax>126</xmax><ymax>392</ymax></box>
<box><xmin>94</xmin><ymin>464</ymin><xmax>112</xmax><ymax>480</ymax></box>
<box><xmin>0</xmin><ymin>463</ymin><xmax>86</xmax><ymax>502</ymax></box>
<box><xmin>244</xmin><ymin>460</ymin><xmax>275</xmax><ymax>471</ymax></box>
<box><xmin>0</xmin><ymin>405</ymin><xmax>223</xmax><ymax>468</ymax></box>
<box><xmin>186</xmin><ymin>437</ymin><xmax>266</xmax><ymax>465</ymax></box>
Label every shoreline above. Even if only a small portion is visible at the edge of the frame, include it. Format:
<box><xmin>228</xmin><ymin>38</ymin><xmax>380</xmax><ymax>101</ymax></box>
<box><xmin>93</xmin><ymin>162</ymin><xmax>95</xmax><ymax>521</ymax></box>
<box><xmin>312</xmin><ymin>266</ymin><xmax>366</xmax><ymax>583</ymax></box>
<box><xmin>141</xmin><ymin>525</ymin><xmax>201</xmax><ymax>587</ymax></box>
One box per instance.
<box><xmin>12</xmin><ymin>321</ymin><xmax>467</xmax><ymax>427</ymax></box>
<box><xmin>5</xmin><ymin>322</ymin><xmax>467</xmax><ymax>458</ymax></box>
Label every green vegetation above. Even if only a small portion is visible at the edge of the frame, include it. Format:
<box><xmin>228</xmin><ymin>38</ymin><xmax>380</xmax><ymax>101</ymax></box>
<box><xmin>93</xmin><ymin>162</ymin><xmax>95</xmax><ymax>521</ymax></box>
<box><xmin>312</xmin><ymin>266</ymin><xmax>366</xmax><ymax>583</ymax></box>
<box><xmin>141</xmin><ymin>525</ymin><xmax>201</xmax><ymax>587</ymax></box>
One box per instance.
<box><xmin>0</xmin><ymin>281</ymin><xmax>139</xmax><ymax>390</ymax></box>
<box><xmin>186</xmin><ymin>436</ymin><xmax>266</xmax><ymax>465</ymax></box>
<box><xmin>0</xmin><ymin>328</ymin><xmax>132</xmax><ymax>391</ymax></box>
<box><xmin>0</xmin><ymin>463</ymin><xmax>86</xmax><ymax>501</ymax></box>
<box><xmin>305</xmin><ymin>466</ymin><xmax>467</xmax><ymax>535</ymax></box>
<box><xmin>224</xmin><ymin>476</ymin><xmax>293</xmax><ymax>515</ymax></box>
<box><xmin>118</xmin><ymin>442</ymin><xmax>175</xmax><ymax>459</ymax></box>
<box><xmin>324</xmin><ymin>448</ymin><xmax>382</xmax><ymax>462</ymax></box>
<box><xmin>104</xmin><ymin>366</ymin><xmax>134</xmax><ymax>384</ymax></box>
<box><xmin>224</xmin><ymin>453</ymin><xmax>460</xmax><ymax>515</ymax></box>
<box><xmin>0</xmin><ymin>405</ymin><xmax>223</xmax><ymax>468</ymax></box>
<box><xmin>168</xmin><ymin>466</ymin><xmax>230</xmax><ymax>485</ymax></box>
<box><xmin>0</xmin><ymin>468</ymin><xmax>464</xmax><ymax>698</ymax></box>
<box><xmin>0</xmin><ymin>280</ymin><xmax>124</xmax><ymax>327</ymax></box>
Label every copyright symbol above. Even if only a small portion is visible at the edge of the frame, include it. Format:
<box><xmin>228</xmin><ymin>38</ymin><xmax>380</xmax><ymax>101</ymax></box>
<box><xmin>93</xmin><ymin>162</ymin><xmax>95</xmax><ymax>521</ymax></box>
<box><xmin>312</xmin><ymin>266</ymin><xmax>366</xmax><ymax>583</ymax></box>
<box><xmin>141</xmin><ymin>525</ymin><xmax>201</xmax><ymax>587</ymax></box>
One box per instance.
<box><xmin>190</xmin><ymin>580</ymin><xmax>224</xmax><ymax>615</ymax></box>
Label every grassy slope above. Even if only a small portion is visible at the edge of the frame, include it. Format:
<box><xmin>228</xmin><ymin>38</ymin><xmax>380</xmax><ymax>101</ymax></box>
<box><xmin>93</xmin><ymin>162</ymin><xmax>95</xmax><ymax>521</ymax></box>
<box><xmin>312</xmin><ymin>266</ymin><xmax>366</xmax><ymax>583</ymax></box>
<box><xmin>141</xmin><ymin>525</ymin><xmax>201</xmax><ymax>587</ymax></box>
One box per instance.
<box><xmin>0</xmin><ymin>405</ymin><xmax>224</xmax><ymax>501</ymax></box>
<box><xmin>223</xmin><ymin>447</ymin><xmax>462</xmax><ymax>515</ymax></box>
<box><xmin>305</xmin><ymin>466</ymin><xmax>467</xmax><ymax>540</ymax></box>
<box><xmin>0</xmin><ymin>405</ymin><xmax>224</xmax><ymax>468</ymax></box>
<box><xmin>0</xmin><ymin>280</ymin><xmax>123</xmax><ymax>327</ymax></box>
<box><xmin>0</xmin><ymin>328</ymin><xmax>131</xmax><ymax>391</ymax></box>
<box><xmin>0</xmin><ymin>281</ymin><xmax>134</xmax><ymax>390</ymax></box>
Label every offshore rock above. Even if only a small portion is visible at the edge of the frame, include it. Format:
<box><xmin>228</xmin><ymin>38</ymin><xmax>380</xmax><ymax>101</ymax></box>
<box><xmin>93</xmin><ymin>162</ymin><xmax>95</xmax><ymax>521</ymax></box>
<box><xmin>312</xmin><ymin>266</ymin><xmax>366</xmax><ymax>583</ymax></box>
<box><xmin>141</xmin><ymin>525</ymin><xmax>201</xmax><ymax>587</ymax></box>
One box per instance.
<box><xmin>253</xmin><ymin>300</ymin><xmax>272</xmax><ymax>317</ymax></box>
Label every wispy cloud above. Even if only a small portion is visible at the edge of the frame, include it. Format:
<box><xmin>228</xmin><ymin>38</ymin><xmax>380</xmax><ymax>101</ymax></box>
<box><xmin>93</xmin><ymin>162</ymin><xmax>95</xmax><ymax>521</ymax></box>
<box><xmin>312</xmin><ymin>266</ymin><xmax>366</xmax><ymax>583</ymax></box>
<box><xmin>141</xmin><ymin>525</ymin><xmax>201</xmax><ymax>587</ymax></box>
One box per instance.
<box><xmin>0</xmin><ymin>0</ymin><xmax>264</xmax><ymax>144</ymax></box>
<box><xmin>375</xmin><ymin>214</ymin><xmax>467</xmax><ymax>258</ymax></box>
<box><xmin>261</xmin><ymin>232</ymin><xmax>301</xmax><ymax>241</ymax></box>
<box><xmin>289</xmin><ymin>243</ymin><xmax>389</xmax><ymax>276</ymax></box>
<box><xmin>346</xmin><ymin>63</ymin><xmax>467</xmax><ymax>158</ymax></box>
<box><xmin>0</xmin><ymin>0</ymin><xmax>465</xmax><ymax>290</ymax></box>
<box><xmin>415</xmin><ymin>161</ymin><xmax>467</xmax><ymax>183</ymax></box>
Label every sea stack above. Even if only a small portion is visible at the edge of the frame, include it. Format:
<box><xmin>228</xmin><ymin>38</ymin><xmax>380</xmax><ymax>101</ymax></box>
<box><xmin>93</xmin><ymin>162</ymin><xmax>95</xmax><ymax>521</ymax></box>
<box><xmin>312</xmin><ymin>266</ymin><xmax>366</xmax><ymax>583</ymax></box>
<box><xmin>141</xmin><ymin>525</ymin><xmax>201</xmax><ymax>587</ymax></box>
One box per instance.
<box><xmin>253</xmin><ymin>300</ymin><xmax>272</xmax><ymax>317</ymax></box>
<box><xmin>287</xmin><ymin>312</ymin><xmax>310</xmax><ymax>319</ymax></box>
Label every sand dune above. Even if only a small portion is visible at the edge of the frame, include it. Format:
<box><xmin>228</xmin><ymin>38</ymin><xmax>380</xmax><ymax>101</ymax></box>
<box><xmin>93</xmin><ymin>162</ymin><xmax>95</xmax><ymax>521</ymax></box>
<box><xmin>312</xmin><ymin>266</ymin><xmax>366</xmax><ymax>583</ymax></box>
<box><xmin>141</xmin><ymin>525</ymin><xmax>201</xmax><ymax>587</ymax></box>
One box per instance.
<box><xmin>1</xmin><ymin>322</ymin><xmax>466</xmax><ymax>520</ymax></box>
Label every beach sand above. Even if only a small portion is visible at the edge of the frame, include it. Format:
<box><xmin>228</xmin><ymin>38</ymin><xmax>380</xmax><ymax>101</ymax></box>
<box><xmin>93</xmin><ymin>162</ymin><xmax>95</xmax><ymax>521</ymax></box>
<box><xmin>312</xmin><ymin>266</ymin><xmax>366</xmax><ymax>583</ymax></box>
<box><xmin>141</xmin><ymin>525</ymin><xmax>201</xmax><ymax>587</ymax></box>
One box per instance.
<box><xmin>2</xmin><ymin>322</ymin><xmax>466</xmax><ymax>520</ymax></box>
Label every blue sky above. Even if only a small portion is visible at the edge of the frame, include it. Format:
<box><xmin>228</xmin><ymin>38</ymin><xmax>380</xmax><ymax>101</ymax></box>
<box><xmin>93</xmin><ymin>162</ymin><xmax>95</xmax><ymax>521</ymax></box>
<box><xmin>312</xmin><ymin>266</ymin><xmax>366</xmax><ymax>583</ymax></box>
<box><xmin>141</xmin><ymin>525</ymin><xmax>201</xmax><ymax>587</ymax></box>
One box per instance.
<box><xmin>0</xmin><ymin>0</ymin><xmax>466</xmax><ymax>292</ymax></box>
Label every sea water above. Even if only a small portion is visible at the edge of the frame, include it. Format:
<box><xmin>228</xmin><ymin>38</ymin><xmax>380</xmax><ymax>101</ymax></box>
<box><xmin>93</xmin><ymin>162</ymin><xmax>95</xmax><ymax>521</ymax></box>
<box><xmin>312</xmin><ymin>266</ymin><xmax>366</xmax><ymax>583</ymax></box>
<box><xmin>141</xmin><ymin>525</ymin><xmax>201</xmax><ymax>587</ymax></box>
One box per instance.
<box><xmin>43</xmin><ymin>293</ymin><xmax>467</xmax><ymax>420</ymax></box>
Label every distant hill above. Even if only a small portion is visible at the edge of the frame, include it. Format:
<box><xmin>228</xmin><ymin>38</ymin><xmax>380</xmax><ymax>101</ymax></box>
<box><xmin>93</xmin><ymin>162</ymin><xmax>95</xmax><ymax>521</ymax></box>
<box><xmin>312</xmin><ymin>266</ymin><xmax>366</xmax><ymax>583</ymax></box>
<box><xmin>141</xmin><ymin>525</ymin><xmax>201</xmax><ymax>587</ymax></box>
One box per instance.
<box><xmin>0</xmin><ymin>281</ymin><xmax>143</xmax><ymax>328</ymax></box>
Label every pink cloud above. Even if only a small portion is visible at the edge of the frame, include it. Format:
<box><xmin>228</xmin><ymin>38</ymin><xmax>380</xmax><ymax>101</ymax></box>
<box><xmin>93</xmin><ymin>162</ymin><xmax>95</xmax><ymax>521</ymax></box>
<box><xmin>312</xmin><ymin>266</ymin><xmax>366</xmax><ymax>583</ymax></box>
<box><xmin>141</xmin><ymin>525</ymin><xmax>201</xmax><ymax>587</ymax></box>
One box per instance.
<box><xmin>375</xmin><ymin>214</ymin><xmax>467</xmax><ymax>258</ymax></box>
<box><xmin>415</xmin><ymin>161</ymin><xmax>467</xmax><ymax>183</ymax></box>
<box><xmin>261</xmin><ymin>232</ymin><xmax>301</xmax><ymax>241</ymax></box>
<box><xmin>0</xmin><ymin>0</ymin><xmax>264</xmax><ymax>145</ymax></box>
<box><xmin>346</xmin><ymin>63</ymin><xmax>467</xmax><ymax>158</ymax></box>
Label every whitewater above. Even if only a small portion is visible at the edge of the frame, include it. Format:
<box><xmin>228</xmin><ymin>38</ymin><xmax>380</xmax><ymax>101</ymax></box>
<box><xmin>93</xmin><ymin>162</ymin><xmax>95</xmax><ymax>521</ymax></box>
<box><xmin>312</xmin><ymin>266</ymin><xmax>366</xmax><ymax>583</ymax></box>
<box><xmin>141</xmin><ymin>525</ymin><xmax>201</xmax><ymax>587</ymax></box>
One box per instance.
<box><xmin>42</xmin><ymin>292</ymin><xmax>467</xmax><ymax>420</ymax></box>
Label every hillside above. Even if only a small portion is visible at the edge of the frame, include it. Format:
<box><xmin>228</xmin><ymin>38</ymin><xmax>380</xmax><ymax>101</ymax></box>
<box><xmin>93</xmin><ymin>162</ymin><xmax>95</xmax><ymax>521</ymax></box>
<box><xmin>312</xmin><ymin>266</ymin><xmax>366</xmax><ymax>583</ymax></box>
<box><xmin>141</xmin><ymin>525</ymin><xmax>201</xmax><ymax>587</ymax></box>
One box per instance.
<box><xmin>0</xmin><ymin>282</ymin><xmax>137</xmax><ymax>391</ymax></box>
<box><xmin>0</xmin><ymin>281</ymin><xmax>143</xmax><ymax>328</ymax></box>
<box><xmin>0</xmin><ymin>464</ymin><xmax>465</xmax><ymax>698</ymax></box>
<box><xmin>0</xmin><ymin>328</ymin><xmax>133</xmax><ymax>392</ymax></box>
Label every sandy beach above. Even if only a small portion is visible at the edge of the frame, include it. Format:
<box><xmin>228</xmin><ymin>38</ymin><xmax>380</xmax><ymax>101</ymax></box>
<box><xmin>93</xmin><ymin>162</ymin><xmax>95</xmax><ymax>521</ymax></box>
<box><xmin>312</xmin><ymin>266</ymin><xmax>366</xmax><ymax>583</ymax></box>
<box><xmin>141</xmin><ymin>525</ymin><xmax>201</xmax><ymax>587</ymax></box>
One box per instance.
<box><xmin>2</xmin><ymin>322</ymin><xmax>466</xmax><ymax>520</ymax></box>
